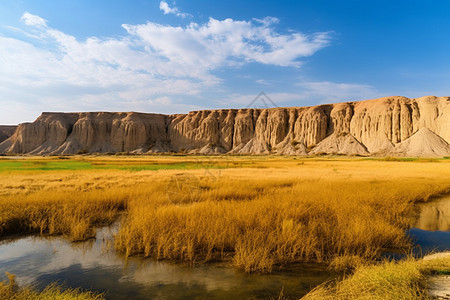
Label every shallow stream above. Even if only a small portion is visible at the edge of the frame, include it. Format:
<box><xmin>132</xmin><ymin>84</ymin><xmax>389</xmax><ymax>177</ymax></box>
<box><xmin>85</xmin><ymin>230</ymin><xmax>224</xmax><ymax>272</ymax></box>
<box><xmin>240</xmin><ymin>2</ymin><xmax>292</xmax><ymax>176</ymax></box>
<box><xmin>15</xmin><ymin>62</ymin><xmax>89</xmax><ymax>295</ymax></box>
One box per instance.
<box><xmin>0</xmin><ymin>224</ymin><xmax>331</xmax><ymax>299</ymax></box>
<box><xmin>0</xmin><ymin>196</ymin><xmax>449</xmax><ymax>299</ymax></box>
<box><xmin>409</xmin><ymin>195</ymin><xmax>450</xmax><ymax>253</ymax></box>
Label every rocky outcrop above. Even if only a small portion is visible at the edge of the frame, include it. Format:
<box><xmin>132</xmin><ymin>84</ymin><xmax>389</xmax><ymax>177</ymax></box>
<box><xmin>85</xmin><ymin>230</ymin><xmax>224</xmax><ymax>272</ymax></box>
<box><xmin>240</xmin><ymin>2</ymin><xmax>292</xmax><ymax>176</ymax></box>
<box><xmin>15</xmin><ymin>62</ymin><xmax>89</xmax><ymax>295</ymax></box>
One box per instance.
<box><xmin>349</xmin><ymin>96</ymin><xmax>450</xmax><ymax>153</ymax></box>
<box><xmin>0</xmin><ymin>112</ymin><xmax>170</xmax><ymax>155</ymax></box>
<box><xmin>0</xmin><ymin>113</ymin><xmax>78</xmax><ymax>154</ymax></box>
<box><xmin>56</xmin><ymin>112</ymin><xmax>170</xmax><ymax>154</ymax></box>
<box><xmin>0</xmin><ymin>126</ymin><xmax>17</xmax><ymax>143</ymax></box>
<box><xmin>1</xmin><ymin>96</ymin><xmax>449</xmax><ymax>156</ymax></box>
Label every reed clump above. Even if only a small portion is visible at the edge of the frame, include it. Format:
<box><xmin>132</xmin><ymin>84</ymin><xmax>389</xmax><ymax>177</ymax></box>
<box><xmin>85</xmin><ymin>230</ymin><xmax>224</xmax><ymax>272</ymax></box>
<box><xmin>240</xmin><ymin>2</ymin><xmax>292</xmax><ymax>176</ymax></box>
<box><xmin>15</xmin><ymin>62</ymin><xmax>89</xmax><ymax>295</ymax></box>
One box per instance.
<box><xmin>0</xmin><ymin>190</ymin><xmax>128</xmax><ymax>241</ymax></box>
<box><xmin>0</xmin><ymin>166</ymin><xmax>179</xmax><ymax>240</ymax></box>
<box><xmin>0</xmin><ymin>272</ymin><xmax>103</xmax><ymax>300</ymax></box>
<box><xmin>115</xmin><ymin>163</ymin><xmax>450</xmax><ymax>273</ymax></box>
<box><xmin>302</xmin><ymin>254</ymin><xmax>450</xmax><ymax>299</ymax></box>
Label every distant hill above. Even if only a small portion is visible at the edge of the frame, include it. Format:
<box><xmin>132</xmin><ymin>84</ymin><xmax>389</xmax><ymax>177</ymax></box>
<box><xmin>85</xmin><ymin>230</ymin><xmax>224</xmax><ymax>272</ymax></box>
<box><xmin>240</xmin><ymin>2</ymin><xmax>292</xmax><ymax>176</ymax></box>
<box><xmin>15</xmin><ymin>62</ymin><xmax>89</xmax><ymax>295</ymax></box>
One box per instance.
<box><xmin>1</xmin><ymin>96</ymin><xmax>449</xmax><ymax>157</ymax></box>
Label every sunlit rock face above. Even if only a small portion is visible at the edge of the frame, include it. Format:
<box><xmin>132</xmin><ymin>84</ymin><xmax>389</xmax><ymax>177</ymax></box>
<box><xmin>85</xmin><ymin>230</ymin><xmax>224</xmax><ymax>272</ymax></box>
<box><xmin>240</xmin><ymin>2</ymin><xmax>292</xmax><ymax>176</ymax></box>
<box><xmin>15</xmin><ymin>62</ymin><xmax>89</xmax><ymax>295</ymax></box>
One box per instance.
<box><xmin>1</xmin><ymin>96</ymin><xmax>449</xmax><ymax>156</ymax></box>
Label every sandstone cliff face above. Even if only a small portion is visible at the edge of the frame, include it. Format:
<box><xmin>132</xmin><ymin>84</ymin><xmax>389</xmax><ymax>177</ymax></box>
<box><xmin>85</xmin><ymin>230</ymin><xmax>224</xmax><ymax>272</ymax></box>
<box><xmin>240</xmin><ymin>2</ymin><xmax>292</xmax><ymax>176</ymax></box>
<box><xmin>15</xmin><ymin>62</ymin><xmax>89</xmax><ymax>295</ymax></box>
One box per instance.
<box><xmin>0</xmin><ymin>113</ymin><xmax>78</xmax><ymax>154</ymax></box>
<box><xmin>58</xmin><ymin>112</ymin><xmax>170</xmax><ymax>154</ymax></box>
<box><xmin>0</xmin><ymin>126</ymin><xmax>17</xmax><ymax>143</ymax></box>
<box><xmin>0</xmin><ymin>112</ymin><xmax>170</xmax><ymax>155</ymax></box>
<box><xmin>1</xmin><ymin>96</ymin><xmax>449</xmax><ymax>156</ymax></box>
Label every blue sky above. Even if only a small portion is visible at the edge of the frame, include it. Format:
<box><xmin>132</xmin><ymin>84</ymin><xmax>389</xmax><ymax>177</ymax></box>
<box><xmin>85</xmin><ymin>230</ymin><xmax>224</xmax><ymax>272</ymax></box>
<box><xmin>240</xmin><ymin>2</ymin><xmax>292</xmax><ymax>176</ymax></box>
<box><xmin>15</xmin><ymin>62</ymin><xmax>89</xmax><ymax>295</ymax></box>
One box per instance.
<box><xmin>1</xmin><ymin>0</ymin><xmax>449</xmax><ymax>124</ymax></box>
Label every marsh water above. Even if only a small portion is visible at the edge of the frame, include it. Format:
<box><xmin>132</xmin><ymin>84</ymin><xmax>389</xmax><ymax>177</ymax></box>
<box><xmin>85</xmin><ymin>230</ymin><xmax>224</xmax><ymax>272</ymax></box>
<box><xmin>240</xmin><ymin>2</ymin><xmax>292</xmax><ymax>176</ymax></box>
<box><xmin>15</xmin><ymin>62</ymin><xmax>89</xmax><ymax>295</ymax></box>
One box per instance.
<box><xmin>0</xmin><ymin>196</ymin><xmax>449</xmax><ymax>299</ymax></box>
<box><xmin>0</xmin><ymin>224</ymin><xmax>331</xmax><ymax>299</ymax></box>
<box><xmin>409</xmin><ymin>195</ymin><xmax>450</xmax><ymax>253</ymax></box>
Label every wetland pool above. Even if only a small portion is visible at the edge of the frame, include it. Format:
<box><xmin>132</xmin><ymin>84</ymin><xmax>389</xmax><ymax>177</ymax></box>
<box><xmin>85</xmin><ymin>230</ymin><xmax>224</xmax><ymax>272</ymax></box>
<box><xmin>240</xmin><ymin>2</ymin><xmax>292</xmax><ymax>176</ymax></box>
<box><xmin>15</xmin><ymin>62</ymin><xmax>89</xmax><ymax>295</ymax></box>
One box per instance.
<box><xmin>0</xmin><ymin>225</ymin><xmax>332</xmax><ymax>299</ymax></box>
<box><xmin>409</xmin><ymin>195</ymin><xmax>450</xmax><ymax>253</ymax></box>
<box><xmin>0</xmin><ymin>196</ymin><xmax>449</xmax><ymax>299</ymax></box>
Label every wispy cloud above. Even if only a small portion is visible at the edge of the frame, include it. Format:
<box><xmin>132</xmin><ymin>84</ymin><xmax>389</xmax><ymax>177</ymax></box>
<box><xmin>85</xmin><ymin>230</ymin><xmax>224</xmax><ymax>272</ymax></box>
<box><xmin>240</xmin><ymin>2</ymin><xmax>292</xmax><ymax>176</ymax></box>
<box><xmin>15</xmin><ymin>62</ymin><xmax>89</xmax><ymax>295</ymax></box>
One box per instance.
<box><xmin>296</xmin><ymin>81</ymin><xmax>382</xmax><ymax>103</ymax></box>
<box><xmin>255</xmin><ymin>79</ymin><xmax>273</xmax><ymax>86</ymax></box>
<box><xmin>217</xmin><ymin>92</ymin><xmax>308</xmax><ymax>107</ymax></box>
<box><xmin>253</xmin><ymin>16</ymin><xmax>279</xmax><ymax>26</ymax></box>
<box><xmin>20</xmin><ymin>11</ymin><xmax>47</xmax><ymax>27</ymax></box>
<box><xmin>217</xmin><ymin>81</ymin><xmax>382</xmax><ymax>109</ymax></box>
<box><xmin>0</xmin><ymin>12</ymin><xmax>332</xmax><ymax>123</ymax></box>
<box><xmin>159</xmin><ymin>1</ymin><xmax>191</xmax><ymax>18</ymax></box>
<box><xmin>123</xmin><ymin>17</ymin><xmax>331</xmax><ymax>68</ymax></box>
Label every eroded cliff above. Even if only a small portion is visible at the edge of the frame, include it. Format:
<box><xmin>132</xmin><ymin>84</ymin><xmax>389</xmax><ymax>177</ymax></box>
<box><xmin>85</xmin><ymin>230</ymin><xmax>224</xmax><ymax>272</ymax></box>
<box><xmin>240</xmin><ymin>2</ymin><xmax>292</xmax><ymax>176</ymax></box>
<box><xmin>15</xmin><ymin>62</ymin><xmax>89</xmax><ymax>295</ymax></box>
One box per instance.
<box><xmin>1</xmin><ymin>96</ymin><xmax>449</xmax><ymax>157</ymax></box>
<box><xmin>0</xmin><ymin>126</ymin><xmax>17</xmax><ymax>143</ymax></box>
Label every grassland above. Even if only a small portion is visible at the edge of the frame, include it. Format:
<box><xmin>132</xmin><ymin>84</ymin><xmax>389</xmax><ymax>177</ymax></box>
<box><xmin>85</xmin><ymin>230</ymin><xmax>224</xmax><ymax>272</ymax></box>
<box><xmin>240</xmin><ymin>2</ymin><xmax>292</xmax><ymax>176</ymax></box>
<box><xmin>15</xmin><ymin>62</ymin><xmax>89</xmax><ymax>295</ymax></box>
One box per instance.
<box><xmin>0</xmin><ymin>156</ymin><xmax>226</xmax><ymax>240</ymax></box>
<box><xmin>1</xmin><ymin>155</ymin><xmax>449</xmax><ymax>272</ymax></box>
<box><xmin>1</xmin><ymin>155</ymin><xmax>449</xmax><ymax>298</ymax></box>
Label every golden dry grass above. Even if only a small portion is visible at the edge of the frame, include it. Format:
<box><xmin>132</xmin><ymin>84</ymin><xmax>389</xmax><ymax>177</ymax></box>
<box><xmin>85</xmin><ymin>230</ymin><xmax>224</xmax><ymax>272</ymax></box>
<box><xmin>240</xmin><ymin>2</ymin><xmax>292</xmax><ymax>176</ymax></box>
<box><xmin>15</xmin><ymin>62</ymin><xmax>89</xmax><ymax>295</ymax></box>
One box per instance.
<box><xmin>0</xmin><ymin>176</ymin><xmax>129</xmax><ymax>240</ymax></box>
<box><xmin>1</xmin><ymin>156</ymin><xmax>450</xmax><ymax>272</ymax></box>
<box><xmin>302</xmin><ymin>255</ymin><xmax>450</xmax><ymax>300</ymax></box>
<box><xmin>0</xmin><ymin>272</ymin><xmax>103</xmax><ymax>300</ymax></box>
<box><xmin>115</xmin><ymin>174</ymin><xmax>449</xmax><ymax>273</ymax></box>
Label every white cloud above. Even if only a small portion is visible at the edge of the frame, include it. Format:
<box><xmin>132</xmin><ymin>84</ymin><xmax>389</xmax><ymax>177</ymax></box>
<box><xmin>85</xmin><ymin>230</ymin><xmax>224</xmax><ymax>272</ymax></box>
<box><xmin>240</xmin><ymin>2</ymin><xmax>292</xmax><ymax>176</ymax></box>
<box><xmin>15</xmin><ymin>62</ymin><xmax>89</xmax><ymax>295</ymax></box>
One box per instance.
<box><xmin>20</xmin><ymin>11</ymin><xmax>47</xmax><ymax>27</ymax></box>
<box><xmin>253</xmin><ymin>16</ymin><xmax>279</xmax><ymax>26</ymax></box>
<box><xmin>159</xmin><ymin>1</ymin><xmax>191</xmax><ymax>18</ymax></box>
<box><xmin>159</xmin><ymin>1</ymin><xmax>174</xmax><ymax>14</ymax></box>
<box><xmin>255</xmin><ymin>79</ymin><xmax>273</xmax><ymax>86</ymax></box>
<box><xmin>0</xmin><ymin>12</ymin><xmax>332</xmax><ymax>124</ymax></box>
<box><xmin>123</xmin><ymin>17</ymin><xmax>330</xmax><ymax>68</ymax></box>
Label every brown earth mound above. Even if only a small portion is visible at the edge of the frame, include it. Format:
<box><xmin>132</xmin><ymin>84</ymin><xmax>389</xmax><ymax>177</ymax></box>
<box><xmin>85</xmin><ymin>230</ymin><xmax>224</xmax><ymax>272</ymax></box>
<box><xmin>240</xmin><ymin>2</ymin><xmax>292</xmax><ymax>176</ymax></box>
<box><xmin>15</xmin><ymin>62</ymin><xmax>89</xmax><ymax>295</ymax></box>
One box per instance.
<box><xmin>387</xmin><ymin>128</ymin><xmax>450</xmax><ymax>157</ymax></box>
<box><xmin>310</xmin><ymin>132</ymin><xmax>369</xmax><ymax>156</ymax></box>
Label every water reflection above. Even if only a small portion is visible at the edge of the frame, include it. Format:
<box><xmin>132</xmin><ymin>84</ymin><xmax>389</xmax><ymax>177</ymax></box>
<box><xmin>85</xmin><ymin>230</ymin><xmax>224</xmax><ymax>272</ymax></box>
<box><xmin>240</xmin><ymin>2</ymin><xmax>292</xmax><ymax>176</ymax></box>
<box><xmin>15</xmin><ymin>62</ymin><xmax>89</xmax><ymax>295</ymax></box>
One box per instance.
<box><xmin>410</xmin><ymin>196</ymin><xmax>450</xmax><ymax>254</ymax></box>
<box><xmin>0</xmin><ymin>225</ymin><xmax>332</xmax><ymax>299</ymax></box>
<box><xmin>414</xmin><ymin>196</ymin><xmax>450</xmax><ymax>231</ymax></box>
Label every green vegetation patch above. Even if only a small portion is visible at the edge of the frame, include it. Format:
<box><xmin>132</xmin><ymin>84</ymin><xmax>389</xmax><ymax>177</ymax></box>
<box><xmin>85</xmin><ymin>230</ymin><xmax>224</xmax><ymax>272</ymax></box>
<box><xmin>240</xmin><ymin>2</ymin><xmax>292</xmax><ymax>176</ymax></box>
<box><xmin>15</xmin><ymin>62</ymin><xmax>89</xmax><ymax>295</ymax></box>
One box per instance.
<box><xmin>364</xmin><ymin>157</ymin><xmax>441</xmax><ymax>162</ymax></box>
<box><xmin>0</xmin><ymin>160</ymin><xmax>226</xmax><ymax>172</ymax></box>
<box><xmin>0</xmin><ymin>161</ymin><xmax>93</xmax><ymax>171</ymax></box>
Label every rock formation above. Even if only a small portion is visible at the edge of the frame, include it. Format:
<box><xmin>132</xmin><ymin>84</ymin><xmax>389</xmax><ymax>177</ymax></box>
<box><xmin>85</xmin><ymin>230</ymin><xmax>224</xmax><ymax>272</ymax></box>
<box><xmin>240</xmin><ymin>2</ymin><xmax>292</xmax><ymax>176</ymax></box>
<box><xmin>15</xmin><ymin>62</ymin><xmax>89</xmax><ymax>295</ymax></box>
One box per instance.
<box><xmin>1</xmin><ymin>96</ymin><xmax>449</xmax><ymax>157</ymax></box>
<box><xmin>387</xmin><ymin>128</ymin><xmax>450</xmax><ymax>157</ymax></box>
<box><xmin>310</xmin><ymin>132</ymin><xmax>369</xmax><ymax>156</ymax></box>
<box><xmin>0</xmin><ymin>126</ymin><xmax>17</xmax><ymax>143</ymax></box>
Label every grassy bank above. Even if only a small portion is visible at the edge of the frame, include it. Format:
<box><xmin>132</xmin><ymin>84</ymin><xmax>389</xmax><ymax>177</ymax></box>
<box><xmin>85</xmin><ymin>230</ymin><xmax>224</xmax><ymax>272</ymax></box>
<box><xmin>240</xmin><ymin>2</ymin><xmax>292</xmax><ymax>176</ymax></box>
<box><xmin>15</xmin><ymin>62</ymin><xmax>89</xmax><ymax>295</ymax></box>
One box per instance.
<box><xmin>302</xmin><ymin>254</ymin><xmax>450</xmax><ymax>299</ymax></box>
<box><xmin>1</xmin><ymin>156</ymin><xmax>449</xmax><ymax>271</ymax></box>
<box><xmin>0</xmin><ymin>272</ymin><xmax>103</xmax><ymax>300</ymax></box>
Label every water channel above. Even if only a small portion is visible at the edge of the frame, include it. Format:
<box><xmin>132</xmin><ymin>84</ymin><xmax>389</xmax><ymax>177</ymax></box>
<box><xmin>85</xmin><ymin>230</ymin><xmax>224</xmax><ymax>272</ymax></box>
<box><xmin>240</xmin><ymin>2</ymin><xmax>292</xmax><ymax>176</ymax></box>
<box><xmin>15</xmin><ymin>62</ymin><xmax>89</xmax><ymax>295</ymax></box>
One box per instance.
<box><xmin>0</xmin><ymin>196</ymin><xmax>448</xmax><ymax>299</ymax></box>
<box><xmin>0</xmin><ymin>224</ymin><xmax>331</xmax><ymax>299</ymax></box>
<box><xmin>409</xmin><ymin>195</ymin><xmax>450</xmax><ymax>253</ymax></box>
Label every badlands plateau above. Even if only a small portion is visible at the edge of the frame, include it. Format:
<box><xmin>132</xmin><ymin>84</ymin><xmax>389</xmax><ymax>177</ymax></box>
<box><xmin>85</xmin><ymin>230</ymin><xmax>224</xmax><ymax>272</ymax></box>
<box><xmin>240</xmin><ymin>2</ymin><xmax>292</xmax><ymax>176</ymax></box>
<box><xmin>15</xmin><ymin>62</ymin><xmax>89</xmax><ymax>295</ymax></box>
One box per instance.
<box><xmin>1</xmin><ymin>96</ymin><xmax>449</xmax><ymax>157</ymax></box>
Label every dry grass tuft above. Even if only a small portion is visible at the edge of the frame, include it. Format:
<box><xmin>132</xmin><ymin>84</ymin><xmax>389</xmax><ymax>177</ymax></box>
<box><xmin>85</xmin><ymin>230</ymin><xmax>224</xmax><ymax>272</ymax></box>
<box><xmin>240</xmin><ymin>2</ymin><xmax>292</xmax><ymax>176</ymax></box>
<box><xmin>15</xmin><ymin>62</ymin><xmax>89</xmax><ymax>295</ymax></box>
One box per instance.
<box><xmin>302</xmin><ymin>255</ymin><xmax>450</xmax><ymax>300</ymax></box>
<box><xmin>0</xmin><ymin>272</ymin><xmax>103</xmax><ymax>300</ymax></box>
<box><xmin>0</xmin><ymin>189</ymin><xmax>127</xmax><ymax>241</ymax></box>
